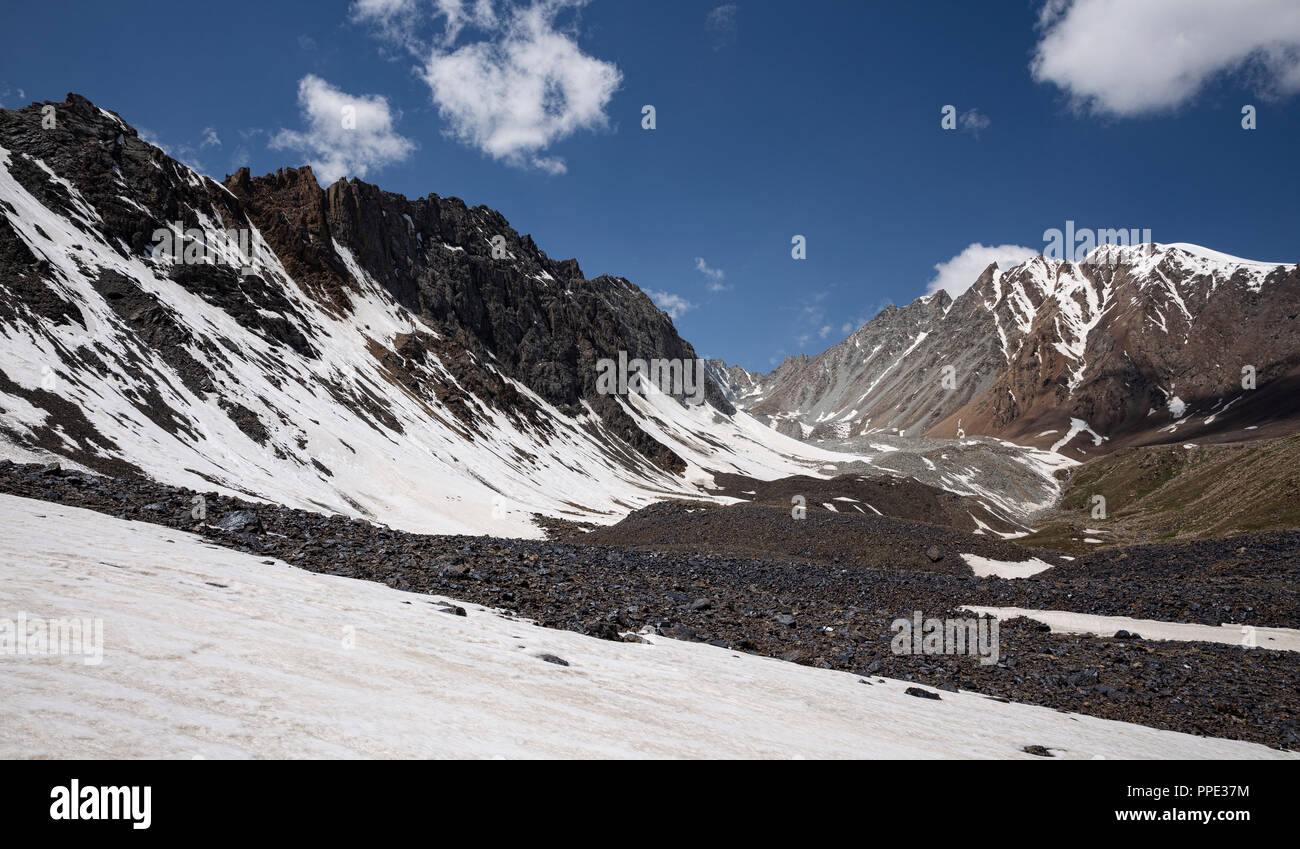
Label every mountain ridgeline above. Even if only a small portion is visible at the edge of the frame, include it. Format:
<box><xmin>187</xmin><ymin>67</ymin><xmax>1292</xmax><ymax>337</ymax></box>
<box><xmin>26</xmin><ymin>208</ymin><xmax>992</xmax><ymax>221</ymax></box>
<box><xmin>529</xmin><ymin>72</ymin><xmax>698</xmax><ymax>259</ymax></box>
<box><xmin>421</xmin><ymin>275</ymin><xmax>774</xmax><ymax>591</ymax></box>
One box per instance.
<box><xmin>1</xmin><ymin>93</ymin><xmax>1296</xmax><ymax>538</ymax></box>
<box><xmin>0</xmin><ymin>94</ymin><xmax>799</xmax><ymax>536</ymax></box>
<box><xmin>713</xmin><ymin>244</ymin><xmax>1299</xmax><ymax>456</ymax></box>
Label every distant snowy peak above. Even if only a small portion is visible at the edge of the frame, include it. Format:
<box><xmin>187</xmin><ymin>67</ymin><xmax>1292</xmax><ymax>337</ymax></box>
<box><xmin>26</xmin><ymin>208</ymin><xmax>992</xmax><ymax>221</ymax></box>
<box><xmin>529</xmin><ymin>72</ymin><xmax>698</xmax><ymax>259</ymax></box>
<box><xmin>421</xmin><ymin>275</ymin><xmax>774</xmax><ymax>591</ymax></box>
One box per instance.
<box><xmin>715</xmin><ymin>243</ymin><xmax>1298</xmax><ymax>454</ymax></box>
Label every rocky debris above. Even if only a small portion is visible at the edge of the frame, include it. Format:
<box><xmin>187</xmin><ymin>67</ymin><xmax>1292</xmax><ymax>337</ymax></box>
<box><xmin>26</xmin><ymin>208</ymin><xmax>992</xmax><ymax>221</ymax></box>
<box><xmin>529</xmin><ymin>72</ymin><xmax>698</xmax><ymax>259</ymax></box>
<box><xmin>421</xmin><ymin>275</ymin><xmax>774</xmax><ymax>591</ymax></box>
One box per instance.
<box><xmin>0</xmin><ymin>459</ymin><xmax>1297</xmax><ymax>752</ymax></box>
<box><xmin>537</xmin><ymin>654</ymin><xmax>570</xmax><ymax>667</ymax></box>
<box><xmin>214</xmin><ymin>510</ymin><xmax>261</xmax><ymax>533</ymax></box>
<box><xmin>698</xmin><ymin>471</ymin><xmax>1027</xmax><ymax>537</ymax></box>
<box><xmin>573</xmin><ymin>498</ymin><xmax>1047</xmax><ymax>576</ymax></box>
<box><xmin>906</xmin><ymin>687</ymin><xmax>942</xmax><ymax>700</ymax></box>
<box><xmin>1022</xmin><ymin>745</ymin><xmax>1054</xmax><ymax>757</ymax></box>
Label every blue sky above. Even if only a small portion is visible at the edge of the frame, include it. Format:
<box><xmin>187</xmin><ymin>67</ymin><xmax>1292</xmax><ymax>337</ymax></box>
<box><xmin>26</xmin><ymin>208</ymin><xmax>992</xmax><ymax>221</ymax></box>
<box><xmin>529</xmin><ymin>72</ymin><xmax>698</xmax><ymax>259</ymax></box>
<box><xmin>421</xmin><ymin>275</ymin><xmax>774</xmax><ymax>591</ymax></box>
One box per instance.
<box><xmin>2</xmin><ymin>0</ymin><xmax>1298</xmax><ymax>372</ymax></box>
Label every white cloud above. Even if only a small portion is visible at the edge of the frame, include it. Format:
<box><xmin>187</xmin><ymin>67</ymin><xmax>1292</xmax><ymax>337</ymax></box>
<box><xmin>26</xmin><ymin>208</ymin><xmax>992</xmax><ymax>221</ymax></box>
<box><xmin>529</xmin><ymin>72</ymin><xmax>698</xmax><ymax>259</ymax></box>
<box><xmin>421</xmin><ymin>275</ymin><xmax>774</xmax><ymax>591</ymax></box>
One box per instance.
<box><xmin>352</xmin><ymin>0</ymin><xmax>497</xmax><ymax>51</ymax></box>
<box><xmin>706</xmin><ymin>4</ymin><xmax>738</xmax><ymax>50</ymax></box>
<box><xmin>647</xmin><ymin>290</ymin><xmax>694</xmax><ymax>320</ymax></box>
<box><xmin>417</xmin><ymin>0</ymin><xmax>621</xmax><ymax>172</ymax></box>
<box><xmin>1031</xmin><ymin>0</ymin><xmax>1300</xmax><ymax>116</ymax></box>
<box><xmin>694</xmin><ymin>256</ymin><xmax>731</xmax><ymax>291</ymax></box>
<box><xmin>230</xmin><ymin>146</ymin><xmax>252</xmax><ymax>171</ymax></box>
<box><xmin>925</xmin><ymin>243</ymin><xmax>1039</xmax><ymax>298</ymax></box>
<box><xmin>136</xmin><ymin>127</ymin><xmax>164</xmax><ymax>149</ymax></box>
<box><xmin>0</xmin><ymin>86</ymin><xmax>27</xmax><ymax>107</ymax></box>
<box><xmin>350</xmin><ymin>0</ymin><xmax>423</xmax><ymax>51</ymax></box>
<box><xmin>200</xmin><ymin>127</ymin><xmax>222</xmax><ymax>148</ymax></box>
<box><xmin>693</xmin><ymin>256</ymin><xmax>724</xmax><ymax>280</ymax></box>
<box><xmin>270</xmin><ymin>75</ymin><xmax>416</xmax><ymax>185</ymax></box>
<box><xmin>137</xmin><ymin>127</ymin><xmax>208</xmax><ymax>174</ymax></box>
<box><xmin>960</xmin><ymin>108</ymin><xmax>990</xmax><ymax>135</ymax></box>
<box><xmin>786</xmin><ymin>291</ymin><xmax>834</xmax><ymax>350</ymax></box>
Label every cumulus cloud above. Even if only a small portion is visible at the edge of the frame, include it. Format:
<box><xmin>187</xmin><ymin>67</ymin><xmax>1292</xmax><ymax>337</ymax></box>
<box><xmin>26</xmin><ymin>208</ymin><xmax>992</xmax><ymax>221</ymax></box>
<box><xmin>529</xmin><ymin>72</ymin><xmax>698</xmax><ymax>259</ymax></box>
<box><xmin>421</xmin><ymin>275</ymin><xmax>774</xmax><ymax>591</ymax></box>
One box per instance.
<box><xmin>349</xmin><ymin>1</ymin><xmax>620</xmax><ymax>173</ymax></box>
<box><xmin>694</xmin><ymin>256</ymin><xmax>731</xmax><ymax>291</ymax></box>
<box><xmin>960</xmin><ymin>108</ymin><xmax>990</xmax><ymax>136</ymax></box>
<box><xmin>349</xmin><ymin>0</ymin><xmax>424</xmax><ymax>51</ymax></box>
<box><xmin>270</xmin><ymin>75</ymin><xmax>416</xmax><ymax>184</ymax></box>
<box><xmin>647</xmin><ymin>290</ymin><xmax>694</xmax><ymax>320</ymax></box>
<box><xmin>1031</xmin><ymin>0</ymin><xmax>1300</xmax><ymax>116</ymax></box>
<box><xmin>925</xmin><ymin>243</ymin><xmax>1039</xmax><ymax>298</ymax></box>
<box><xmin>419</xmin><ymin>2</ymin><xmax>621</xmax><ymax>173</ymax></box>
<box><xmin>352</xmin><ymin>0</ymin><xmax>498</xmax><ymax>51</ymax></box>
<box><xmin>357</xmin><ymin>0</ymin><xmax>617</xmax><ymax>173</ymax></box>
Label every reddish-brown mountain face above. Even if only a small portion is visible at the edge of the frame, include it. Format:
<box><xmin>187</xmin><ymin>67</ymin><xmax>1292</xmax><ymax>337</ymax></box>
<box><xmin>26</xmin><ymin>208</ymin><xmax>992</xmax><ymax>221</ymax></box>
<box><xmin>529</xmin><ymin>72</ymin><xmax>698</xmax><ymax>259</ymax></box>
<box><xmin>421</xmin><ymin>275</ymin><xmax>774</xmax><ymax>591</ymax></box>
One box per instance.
<box><xmin>713</xmin><ymin>245</ymin><xmax>1298</xmax><ymax>460</ymax></box>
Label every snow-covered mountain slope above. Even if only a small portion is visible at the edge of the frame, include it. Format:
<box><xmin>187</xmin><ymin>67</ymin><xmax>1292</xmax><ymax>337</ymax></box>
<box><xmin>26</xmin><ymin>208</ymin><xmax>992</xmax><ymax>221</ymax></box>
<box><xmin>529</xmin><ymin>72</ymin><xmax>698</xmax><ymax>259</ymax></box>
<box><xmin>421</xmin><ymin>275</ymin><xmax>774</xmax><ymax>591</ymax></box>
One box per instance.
<box><xmin>1</xmin><ymin>95</ymin><xmax>902</xmax><ymax>536</ymax></box>
<box><xmin>4</xmin><ymin>494</ymin><xmax>1291</xmax><ymax>759</ymax></box>
<box><xmin>719</xmin><ymin>244</ymin><xmax>1299</xmax><ymax>458</ymax></box>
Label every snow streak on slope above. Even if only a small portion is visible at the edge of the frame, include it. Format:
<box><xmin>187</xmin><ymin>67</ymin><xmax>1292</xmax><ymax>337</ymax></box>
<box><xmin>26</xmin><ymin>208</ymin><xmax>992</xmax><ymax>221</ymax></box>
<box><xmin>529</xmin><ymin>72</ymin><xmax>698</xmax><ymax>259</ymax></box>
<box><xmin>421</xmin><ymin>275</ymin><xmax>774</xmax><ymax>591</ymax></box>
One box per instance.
<box><xmin>3</xmin><ymin>495</ymin><xmax>1290</xmax><ymax>759</ymax></box>
<box><xmin>963</xmin><ymin>606</ymin><xmax>1300</xmax><ymax>653</ymax></box>
<box><xmin>0</xmin><ymin>143</ymin><xmax>875</xmax><ymax>536</ymax></box>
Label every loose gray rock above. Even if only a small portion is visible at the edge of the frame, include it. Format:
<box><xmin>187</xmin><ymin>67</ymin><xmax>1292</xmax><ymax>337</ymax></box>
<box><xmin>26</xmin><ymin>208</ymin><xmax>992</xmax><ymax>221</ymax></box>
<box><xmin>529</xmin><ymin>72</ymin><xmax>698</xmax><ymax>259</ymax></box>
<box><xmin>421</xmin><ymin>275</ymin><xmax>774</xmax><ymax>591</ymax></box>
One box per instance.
<box><xmin>214</xmin><ymin>510</ymin><xmax>261</xmax><ymax>532</ymax></box>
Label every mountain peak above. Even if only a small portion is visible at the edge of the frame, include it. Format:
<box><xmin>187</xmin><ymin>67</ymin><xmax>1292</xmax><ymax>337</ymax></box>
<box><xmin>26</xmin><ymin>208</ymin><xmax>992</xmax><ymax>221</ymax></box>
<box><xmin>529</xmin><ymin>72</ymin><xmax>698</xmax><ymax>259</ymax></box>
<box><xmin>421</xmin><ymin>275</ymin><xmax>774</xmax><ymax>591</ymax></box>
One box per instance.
<box><xmin>0</xmin><ymin>93</ymin><xmax>755</xmax><ymax>535</ymax></box>
<box><xmin>719</xmin><ymin>240</ymin><xmax>1299</xmax><ymax>451</ymax></box>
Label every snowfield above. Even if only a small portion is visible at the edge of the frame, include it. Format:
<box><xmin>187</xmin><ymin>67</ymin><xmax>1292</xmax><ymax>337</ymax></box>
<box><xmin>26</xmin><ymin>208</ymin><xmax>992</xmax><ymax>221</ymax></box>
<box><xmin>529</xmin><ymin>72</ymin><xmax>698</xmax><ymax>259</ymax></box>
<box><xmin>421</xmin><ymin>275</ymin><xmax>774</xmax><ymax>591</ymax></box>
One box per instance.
<box><xmin>1</xmin><ymin>495</ymin><xmax>1291</xmax><ymax>759</ymax></box>
<box><xmin>961</xmin><ymin>553</ymin><xmax>1055</xmax><ymax>579</ymax></box>
<box><xmin>962</xmin><ymin>606</ymin><xmax>1300</xmax><ymax>654</ymax></box>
